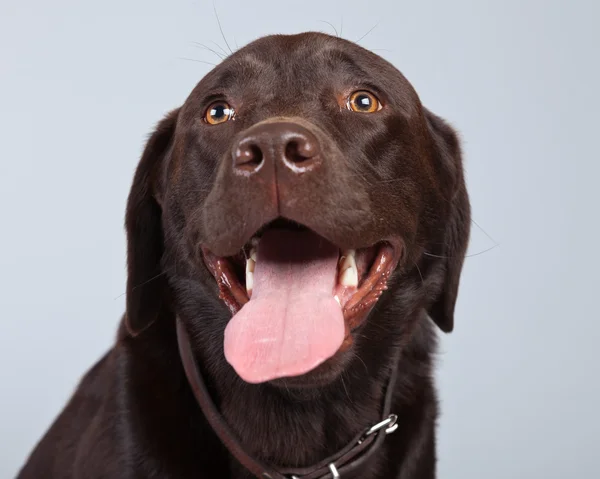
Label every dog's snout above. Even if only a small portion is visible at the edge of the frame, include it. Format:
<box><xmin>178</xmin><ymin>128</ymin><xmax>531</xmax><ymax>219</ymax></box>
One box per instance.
<box><xmin>233</xmin><ymin>122</ymin><xmax>321</xmax><ymax>174</ymax></box>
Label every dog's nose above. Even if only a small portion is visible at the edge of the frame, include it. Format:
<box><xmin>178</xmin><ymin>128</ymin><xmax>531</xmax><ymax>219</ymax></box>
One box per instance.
<box><xmin>233</xmin><ymin>122</ymin><xmax>321</xmax><ymax>175</ymax></box>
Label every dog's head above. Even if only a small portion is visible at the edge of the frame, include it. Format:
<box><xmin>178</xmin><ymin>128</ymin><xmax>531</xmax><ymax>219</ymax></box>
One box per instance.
<box><xmin>124</xmin><ymin>32</ymin><xmax>470</xmax><ymax>387</ymax></box>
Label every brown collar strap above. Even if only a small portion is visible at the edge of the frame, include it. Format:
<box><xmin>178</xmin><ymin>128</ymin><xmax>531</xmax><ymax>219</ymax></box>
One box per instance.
<box><xmin>176</xmin><ymin>317</ymin><xmax>400</xmax><ymax>479</ymax></box>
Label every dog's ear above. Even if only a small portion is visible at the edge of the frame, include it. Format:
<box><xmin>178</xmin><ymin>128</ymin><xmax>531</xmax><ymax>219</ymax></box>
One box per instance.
<box><xmin>424</xmin><ymin>109</ymin><xmax>471</xmax><ymax>333</ymax></box>
<box><xmin>125</xmin><ymin>108</ymin><xmax>179</xmax><ymax>337</ymax></box>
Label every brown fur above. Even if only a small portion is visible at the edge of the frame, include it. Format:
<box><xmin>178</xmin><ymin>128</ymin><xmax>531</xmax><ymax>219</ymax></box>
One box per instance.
<box><xmin>17</xmin><ymin>32</ymin><xmax>470</xmax><ymax>479</ymax></box>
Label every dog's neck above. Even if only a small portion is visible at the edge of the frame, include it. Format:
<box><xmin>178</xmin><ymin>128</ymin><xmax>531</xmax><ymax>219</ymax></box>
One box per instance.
<box><xmin>209</xmin><ymin>350</ymin><xmax>390</xmax><ymax>469</ymax></box>
<box><xmin>122</xmin><ymin>309</ymin><xmax>436</xmax><ymax>478</ymax></box>
<box><xmin>174</xmin><ymin>313</ymin><xmax>435</xmax><ymax>475</ymax></box>
<box><xmin>177</xmin><ymin>316</ymin><xmax>406</xmax><ymax>479</ymax></box>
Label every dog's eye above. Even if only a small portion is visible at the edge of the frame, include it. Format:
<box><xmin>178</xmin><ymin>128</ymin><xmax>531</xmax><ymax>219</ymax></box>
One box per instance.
<box><xmin>347</xmin><ymin>91</ymin><xmax>382</xmax><ymax>113</ymax></box>
<box><xmin>205</xmin><ymin>101</ymin><xmax>235</xmax><ymax>125</ymax></box>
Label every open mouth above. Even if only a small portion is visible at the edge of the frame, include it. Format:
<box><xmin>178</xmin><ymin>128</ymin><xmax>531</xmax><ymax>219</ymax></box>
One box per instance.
<box><xmin>202</xmin><ymin>219</ymin><xmax>402</xmax><ymax>384</ymax></box>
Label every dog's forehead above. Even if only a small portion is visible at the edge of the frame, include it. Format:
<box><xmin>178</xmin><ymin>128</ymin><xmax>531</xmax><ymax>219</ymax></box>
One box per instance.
<box><xmin>237</xmin><ymin>32</ymin><xmax>373</xmax><ymax>68</ymax></box>
<box><xmin>180</xmin><ymin>32</ymin><xmax>421</xmax><ymax>123</ymax></box>
<box><xmin>192</xmin><ymin>32</ymin><xmax>411</xmax><ymax>97</ymax></box>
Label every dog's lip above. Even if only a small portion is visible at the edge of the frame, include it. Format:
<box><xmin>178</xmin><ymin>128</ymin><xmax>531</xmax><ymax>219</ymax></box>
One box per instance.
<box><xmin>201</xmin><ymin>230</ymin><xmax>403</xmax><ymax>338</ymax></box>
<box><xmin>201</xmin><ymin>249</ymin><xmax>249</xmax><ymax>316</ymax></box>
<box><xmin>336</xmin><ymin>241</ymin><xmax>400</xmax><ymax>326</ymax></box>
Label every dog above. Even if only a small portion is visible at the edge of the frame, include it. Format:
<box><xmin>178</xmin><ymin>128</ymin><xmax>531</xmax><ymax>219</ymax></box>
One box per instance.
<box><xmin>17</xmin><ymin>32</ymin><xmax>471</xmax><ymax>479</ymax></box>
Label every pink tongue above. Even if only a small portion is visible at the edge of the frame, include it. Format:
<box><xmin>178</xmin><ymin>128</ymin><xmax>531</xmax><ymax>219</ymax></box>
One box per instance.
<box><xmin>224</xmin><ymin>229</ymin><xmax>345</xmax><ymax>383</ymax></box>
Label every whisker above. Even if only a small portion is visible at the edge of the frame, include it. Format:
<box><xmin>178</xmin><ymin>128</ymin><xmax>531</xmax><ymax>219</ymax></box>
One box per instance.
<box><xmin>192</xmin><ymin>42</ymin><xmax>225</xmax><ymax>60</ymax></box>
<box><xmin>414</xmin><ymin>262</ymin><xmax>425</xmax><ymax>285</ymax></box>
<box><xmin>466</xmin><ymin>243</ymin><xmax>501</xmax><ymax>257</ymax></box>
<box><xmin>341</xmin><ymin>374</ymin><xmax>351</xmax><ymax>402</ymax></box>
<box><xmin>366</xmin><ymin>178</ymin><xmax>498</xmax><ymax>250</ymax></box>
<box><xmin>471</xmin><ymin>217</ymin><xmax>498</xmax><ymax>246</ymax></box>
<box><xmin>355</xmin><ymin>23</ymin><xmax>379</xmax><ymax>44</ymax></box>
<box><xmin>423</xmin><ymin>243</ymin><xmax>500</xmax><ymax>260</ymax></box>
<box><xmin>177</xmin><ymin>57</ymin><xmax>217</xmax><ymax>66</ymax></box>
<box><xmin>348</xmin><ymin>169</ymin><xmax>376</xmax><ymax>188</ymax></box>
<box><xmin>352</xmin><ymin>352</ymin><xmax>369</xmax><ymax>375</ymax></box>
<box><xmin>340</xmin><ymin>16</ymin><xmax>344</xmax><ymax>38</ymax></box>
<box><xmin>213</xmin><ymin>1</ymin><xmax>233</xmax><ymax>54</ymax></box>
<box><xmin>371</xmin><ymin>177</ymin><xmax>408</xmax><ymax>185</ymax></box>
<box><xmin>210</xmin><ymin>40</ymin><xmax>230</xmax><ymax>57</ymax></box>
<box><xmin>113</xmin><ymin>270</ymin><xmax>169</xmax><ymax>300</ymax></box>
<box><xmin>319</xmin><ymin>20</ymin><xmax>339</xmax><ymax>37</ymax></box>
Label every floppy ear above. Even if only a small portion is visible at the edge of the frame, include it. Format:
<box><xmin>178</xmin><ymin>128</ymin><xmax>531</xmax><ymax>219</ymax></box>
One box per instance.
<box><xmin>125</xmin><ymin>108</ymin><xmax>179</xmax><ymax>336</ymax></box>
<box><xmin>424</xmin><ymin>109</ymin><xmax>471</xmax><ymax>333</ymax></box>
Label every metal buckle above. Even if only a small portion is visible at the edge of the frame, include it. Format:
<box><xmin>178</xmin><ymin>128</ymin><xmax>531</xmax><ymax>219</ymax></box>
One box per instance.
<box><xmin>288</xmin><ymin>414</ymin><xmax>398</xmax><ymax>478</ymax></box>
<box><xmin>289</xmin><ymin>463</ymin><xmax>341</xmax><ymax>479</ymax></box>
<box><xmin>357</xmin><ymin>413</ymin><xmax>398</xmax><ymax>444</ymax></box>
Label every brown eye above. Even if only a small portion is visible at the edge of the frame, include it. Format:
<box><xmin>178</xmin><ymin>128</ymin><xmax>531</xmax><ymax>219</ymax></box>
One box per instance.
<box><xmin>347</xmin><ymin>91</ymin><xmax>382</xmax><ymax>113</ymax></box>
<box><xmin>205</xmin><ymin>101</ymin><xmax>234</xmax><ymax>125</ymax></box>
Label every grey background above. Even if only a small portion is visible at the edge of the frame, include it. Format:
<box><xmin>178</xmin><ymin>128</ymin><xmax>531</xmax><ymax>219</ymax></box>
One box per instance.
<box><xmin>1</xmin><ymin>0</ymin><xmax>598</xmax><ymax>477</ymax></box>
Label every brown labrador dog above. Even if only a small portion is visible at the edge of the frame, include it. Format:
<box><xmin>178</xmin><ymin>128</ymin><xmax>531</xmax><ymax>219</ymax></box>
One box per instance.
<box><xmin>17</xmin><ymin>32</ymin><xmax>470</xmax><ymax>479</ymax></box>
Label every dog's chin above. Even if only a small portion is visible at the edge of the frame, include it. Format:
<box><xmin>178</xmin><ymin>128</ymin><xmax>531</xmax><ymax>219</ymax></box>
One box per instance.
<box><xmin>267</xmin><ymin>346</ymin><xmax>354</xmax><ymax>391</ymax></box>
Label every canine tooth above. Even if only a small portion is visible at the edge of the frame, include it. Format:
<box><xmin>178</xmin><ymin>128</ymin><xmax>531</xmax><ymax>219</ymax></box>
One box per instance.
<box><xmin>246</xmin><ymin>257</ymin><xmax>255</xmax><ymax>273</ymax></box>
<box><xmin>340</xmin><ymin>267</ymin><xmax>358</xmax><ymax>287</ymax></box>
<box><xmin>246</xmin><ymin>255</ymin><xmax>255</xmax><ymax>296</ymax></box>
<box><xmin>339</xmin><ymin>250</ymin><xmax>358</xmax><ymax>287</ymax></box>
<box><xmin>334</xmin><ymin>295</ymin><xmax>341</xmax><ymax>306</ymax></box>
<box><xmin>249</xmin><ymin>248</ymin><xmax>257</xmax><ymax>262</ymax></box>
<box><xmin>246</xmin><ymin>271</ymin><xmax>254</xmax><ymax>296</ymax></box>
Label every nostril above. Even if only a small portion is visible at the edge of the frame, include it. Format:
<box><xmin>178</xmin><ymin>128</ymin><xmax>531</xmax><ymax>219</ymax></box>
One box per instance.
<box><xmin>235</xmin><ymin>143</ymin><xmax>264</xmax><ymax>173</ymax></box>
<box><xmin>233</xmin><ymin>124</ymin><xmax>321</xmax><ymax>175</ymax></box>
<box><xmin>284</xmin><ymin>138</ymin><xmax>318</xmax><ymax>165</ymax></box>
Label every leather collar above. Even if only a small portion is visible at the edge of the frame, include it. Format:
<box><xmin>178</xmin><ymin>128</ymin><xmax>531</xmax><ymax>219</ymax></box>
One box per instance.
<box><xmin>176</xmin><ymin>317</ymin><xmax>400</xmax><ymax>479</ymax></box>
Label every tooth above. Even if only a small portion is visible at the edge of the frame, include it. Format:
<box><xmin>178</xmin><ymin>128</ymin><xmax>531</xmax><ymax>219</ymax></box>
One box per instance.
<box><xmin>249</xmin><ymin>248</ymin><xmax>257</xmax><ymax>262</ymax></box>
<box><xmin>340</xmin><ymin>267</ymin><xmax>358</xmax><ymax>287</ymax></box>
<box><xmin>246</xmin><ymin>271</ymin><xmax>254</xmax><ymax>296</ymax></box>
<box><xmin>246</xmin><ymin>257</ymin><xmax>255</xmax><ymax>296</ymax></box>
<box><xmin>339</xmin><ymin>250</ymin><xmax>358</xmax><ymax>287</ymax></box>
<box><xmin>334</xmin><ymin>295</ymin><xmax>341</xmax><ymax>306</ymax></box>
<box><xmin>246</xmin><ymin>257</ymin><xmax>255</xmax><ymax>273</ymax></box>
